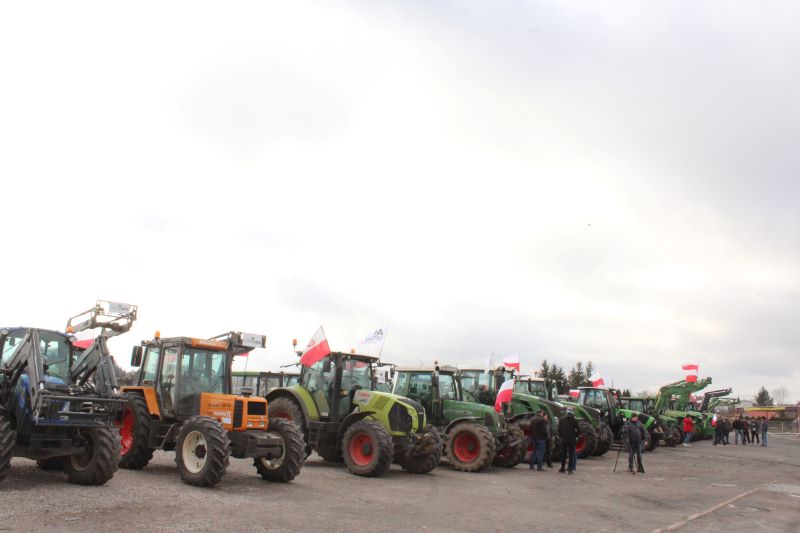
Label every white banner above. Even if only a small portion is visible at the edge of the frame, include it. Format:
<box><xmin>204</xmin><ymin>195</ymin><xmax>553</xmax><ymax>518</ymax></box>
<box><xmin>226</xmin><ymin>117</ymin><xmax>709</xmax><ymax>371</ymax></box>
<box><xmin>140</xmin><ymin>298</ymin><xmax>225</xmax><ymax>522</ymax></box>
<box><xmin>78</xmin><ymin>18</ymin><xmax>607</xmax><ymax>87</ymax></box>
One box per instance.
<box><xmin>356</xmin><ymin>325</ymin><xmax>389</xmax><ymax>356</ymax></box>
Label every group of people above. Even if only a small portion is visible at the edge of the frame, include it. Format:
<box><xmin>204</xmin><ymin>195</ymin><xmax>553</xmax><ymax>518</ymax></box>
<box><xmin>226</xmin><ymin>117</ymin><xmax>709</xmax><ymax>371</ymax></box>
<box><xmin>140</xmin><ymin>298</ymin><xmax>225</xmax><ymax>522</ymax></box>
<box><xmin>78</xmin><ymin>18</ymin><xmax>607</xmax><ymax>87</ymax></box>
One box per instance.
<box><xmin>528</xmin><ymin>409</ymin><xmax>581</xmax><ymax>474</ymax></box>
<box><xmin>712</xmin><ymin>415</ymin><xmax>769</xmax><ymax>447</ymax></box>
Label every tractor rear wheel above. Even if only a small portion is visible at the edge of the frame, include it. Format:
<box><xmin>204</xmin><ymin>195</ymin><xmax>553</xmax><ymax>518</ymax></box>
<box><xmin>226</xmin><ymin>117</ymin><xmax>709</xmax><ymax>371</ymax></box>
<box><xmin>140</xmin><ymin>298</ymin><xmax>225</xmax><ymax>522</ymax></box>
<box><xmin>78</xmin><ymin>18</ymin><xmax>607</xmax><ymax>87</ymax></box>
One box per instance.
<box><xmin>0</xmin><ymin>414</ymin><xmax>14</xmax><ymax>483</ymax></box>
<box><xmin>118</xmin><ymin>392</ymin><xmax>154</xmax><ymax>470</ymax></box>
<box><xmin>492</xmin><ymin>423</ymin><xmax>526</xmax><ymax>468</ymax></box>
<box><xmin>268</xmin><ymin>396</ymin><xmax>313</xmax><ymax>458</ymax></box>
<box><xmin>342</xmin><ymin>420</ymin><xmax>394</xmax><ymax>477</ymax></box>
<box><xmin>254</xmin><ymin>418</ymin><xmax>305</xmax><ymax>482</ymax></box>
<box><xmin>447</xmin><ymin>422</ymin><xmax>495</xmax><ymax>473</ymax></box>
<box><xmin>175</xmin><ymin>416</ymin><xmax>230</xmax><ymax>487</ymax></box>
<box><xmin>592</xmin><ymin>424</ymin><xmax>612</xmax><ymax>456</ymax></box>
<box><xmin>36</xmin><ymin>458</ymin><xmax>65</xmax><ymax>471</ymax></box>
<box><xmin>575</xmin><ymin>420</ymin><xmax>598</xmax><ymax>458</ymax></box>
<box><xmin>64</xmin><ymin>428</ymin><xmax>120</xmax><ymax>486</ymax></box>
<box><xmin>396</xmin><ymin>426</ymin><xmax>443</xmax><ymax>474</ymax></box>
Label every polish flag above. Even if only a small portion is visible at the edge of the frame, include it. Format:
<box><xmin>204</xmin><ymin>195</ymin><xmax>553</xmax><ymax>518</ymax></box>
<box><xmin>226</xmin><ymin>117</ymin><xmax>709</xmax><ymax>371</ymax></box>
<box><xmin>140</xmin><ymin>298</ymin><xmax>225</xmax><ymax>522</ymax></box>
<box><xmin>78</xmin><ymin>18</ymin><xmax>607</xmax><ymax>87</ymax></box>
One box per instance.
<box><xmin>682</xmin><ymin>363</ymin><xmax>699</xmax><ymax>383</ymax></box>
<box><xmin>590</xmin><ymin>373</ymin><xmax>605</xmax><ymax>387</ymax></box>
<box><xmin>568</xmin><ymin>389</ymin><xmax>580</xmax><ymax>398</ymax></box>
<box><xmin>494</xmin><ymin>378</ymin><xmax>515</xmax><ymax>413</ymax></box>
<box><xmin>299</xmin><ymin>326</ymin><xmax>331</xmax><ymax>367</ymax></box>
<box><xmin>502</xmin><ymin>354</ymin><xmax>520</xmax><ymax>372</ymax></box>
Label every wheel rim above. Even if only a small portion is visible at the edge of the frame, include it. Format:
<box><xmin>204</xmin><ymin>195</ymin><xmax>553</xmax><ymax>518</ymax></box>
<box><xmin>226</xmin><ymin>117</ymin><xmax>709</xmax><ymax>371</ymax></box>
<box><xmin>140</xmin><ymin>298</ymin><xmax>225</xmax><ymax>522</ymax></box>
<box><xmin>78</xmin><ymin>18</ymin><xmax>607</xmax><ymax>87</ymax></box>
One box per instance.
<box><xmin>576</xmin><ymin>434</ymin><xmax>586</xmax><ymax>453</ymax></box>
<box><xmin>70</xmin><ymin>433</ymin><xmax>94</xmax><ymax>471</ymax></box>
<box><xmin>182</xmin><ymin>430</ymin><xmax>208</xmax><ymax>474</ymax></box>
<box><xmin>348</xmin><ymin>432</ymin><xmax>374</xmax><ymax>467</ymax></box>
<box><xmin>272</xmin><ymin>410</ymin><xmax>292</xmax><ymax>421</ymax></box>
<box><xmin>452</xmin><ymin>431</ymin><xmax>480</xmax><ymax>463</ymax></box>
<box><xmin>259</xmin><ymin>435</ymin><xmax>286</xmax><ymax>470</ymax></box>
<box><xmin>119</xmin><ymin>409</ymin><xmax>135</xmax><ymax>456</ymax></box>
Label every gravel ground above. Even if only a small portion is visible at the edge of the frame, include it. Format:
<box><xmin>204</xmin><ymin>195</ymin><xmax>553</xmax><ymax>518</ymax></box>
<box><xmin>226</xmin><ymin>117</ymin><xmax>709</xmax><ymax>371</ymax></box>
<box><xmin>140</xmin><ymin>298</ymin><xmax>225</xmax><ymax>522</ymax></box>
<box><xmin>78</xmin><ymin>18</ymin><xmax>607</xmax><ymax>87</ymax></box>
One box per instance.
<box><xmin>2</xmin><ymin>434</ymin><xmax>798</xmax><ymax>532</ymax></box>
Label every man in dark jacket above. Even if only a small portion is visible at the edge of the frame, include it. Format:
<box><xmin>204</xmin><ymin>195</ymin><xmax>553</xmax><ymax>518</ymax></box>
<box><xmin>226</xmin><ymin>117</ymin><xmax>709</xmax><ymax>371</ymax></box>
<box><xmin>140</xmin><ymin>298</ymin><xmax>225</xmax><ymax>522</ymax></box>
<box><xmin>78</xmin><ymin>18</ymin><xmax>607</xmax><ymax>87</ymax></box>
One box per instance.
<box><xmin>750</xmin><ymin>418</ymin><xmax>760</xmax><ymax>445</ymax></box>
<box><xmin>760</xmin><ymin>417</ymin><xmax>768</xmax><ymax>447</ymax></box>
<box><xmin>733</xmin><ymin>417</ymin><xmax>743</xmax><ymax>445</ymax></box>
<box><xmin>742</xmin><ymin>417</ymin><xmax>751</xmax><ymax>444</ymax></box>
<box><xmin>529</xmin><ymin>411</ymin><xmax>549</xmax><ymax>471</ymax></box>
<box><xmin>625</xmin><ymin>415</ymin><xmax>645</xmax><ymax>474</ymax></box>
<box><xmin>557</xmin><ymin>409</ymin><xmax>581</xmax><ymax>474</ymax></box>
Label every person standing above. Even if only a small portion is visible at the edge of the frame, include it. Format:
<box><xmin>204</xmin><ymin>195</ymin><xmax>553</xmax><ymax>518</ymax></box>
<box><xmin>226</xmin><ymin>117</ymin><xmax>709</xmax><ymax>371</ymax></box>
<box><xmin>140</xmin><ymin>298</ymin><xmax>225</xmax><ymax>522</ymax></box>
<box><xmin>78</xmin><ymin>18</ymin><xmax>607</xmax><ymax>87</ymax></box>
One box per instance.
<box><xmin>624</xmin><ymin>415</ymin><xmax>645</xmax><ymax>474</ymax></box>
<box><xmin>723</xmin><ymin>418</ymin><xmax>731</xmax><ymax>445</ymax></box>
<box><xmin>543</xmin><ymin>412</ymin><xmax>554</xmax><ymax>468</ymax></box>
<box><xmin>557</xmin><ymin>409</ymin><xmax>581</xmax><ymax>474</ymax></box>
<box><xmin>742</xmin><ymin>417</ymin><xmax>751</xmax><ymax>444</ymax></box>
<box><xmin>682</xmin><ymin>415</ymin><xmax>694</xmax><ymax>446</ymax></box>
<box><xmin>529</xmin><ymin>410</ymin><xmax>548</xmax><ymax>471</ymax></box>
<box><xmin>733</xmin><ymin>417</ymin><xmax>743</xmax><ymax>445</ymax></box>
<box><xmin>750</xmin><ymin>418</ymin><xmax>760</xmax><ymax>445</ymax></box>
<box><xmin>761</xmin><ymin>416</ymin><xmax>769</xmax><ymax>447</ymax></box>
<box><xmin>713</xmin><ymin>416</ymin><xmax>724</xmax><ymax>445</ymax></box>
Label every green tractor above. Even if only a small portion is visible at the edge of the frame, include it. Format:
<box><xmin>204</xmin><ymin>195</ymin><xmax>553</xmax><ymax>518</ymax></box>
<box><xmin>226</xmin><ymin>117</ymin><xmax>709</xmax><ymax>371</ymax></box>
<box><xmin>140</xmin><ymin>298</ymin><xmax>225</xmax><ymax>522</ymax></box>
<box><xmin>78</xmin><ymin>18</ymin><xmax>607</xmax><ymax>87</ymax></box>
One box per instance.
<box><xmin>231</xmin><ymin>370</ymin><xmax>300</xmax><ymax>396</ymax></box>
<box><xmin>577</xmin><ymin>387</ymin><xmax>664</xmax><ymax>451</ymax></box>
<box><xmin>651</xmin><ymin>378</ymin><xmax>713</xmax><ymax>442</ymax></box>
<box><xmin>515</xmin><ymin>375</ymin><xmax>612</xmax><ymax>457</ymax></box>
<box><xmin>392</xmin><ymin>364</ymin><xmax>526</xmax><ymax>472</ymax></box>
<box><xmin>619</xmin><ymin>396</ymin><xmax>681</xmax><ymax>447</ymax></box>
<box><xmin>459</xmin><ymin>367</ymin><xmax>599</xmax><ymax>461</ymax></box>
<box><xmin>265</xmin><ymin>351</ymin><xmax>442</xmax><ymax>477</ymax></box>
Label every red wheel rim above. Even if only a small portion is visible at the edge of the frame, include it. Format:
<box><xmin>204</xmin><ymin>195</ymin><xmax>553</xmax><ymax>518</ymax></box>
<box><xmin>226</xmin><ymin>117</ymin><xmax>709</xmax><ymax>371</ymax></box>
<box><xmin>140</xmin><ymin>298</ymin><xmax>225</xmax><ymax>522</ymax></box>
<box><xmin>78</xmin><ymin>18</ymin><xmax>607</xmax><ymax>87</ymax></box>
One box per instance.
<box><xmin>348</xmin><ymin>432</ymin><xmax>374</xmax><ymax>467</ymax></box>
<box><xmin>272</xmin><ymin>410</ymin><xmax>292</xmax><ymax>421</ymax></box>
<box><xmin>576</xmin><ymin>434</ymin><xmax>586</xmax><ymax>454</ymax></box>
<box><xmin>119</xmin><ymin>408</ymin><xmax>135</xmax><ymax>455</ymax></box>
<box><xmin>452</xmin><ymin>432</ymin><xmax>480</xmax><ymax>463</ymax></box>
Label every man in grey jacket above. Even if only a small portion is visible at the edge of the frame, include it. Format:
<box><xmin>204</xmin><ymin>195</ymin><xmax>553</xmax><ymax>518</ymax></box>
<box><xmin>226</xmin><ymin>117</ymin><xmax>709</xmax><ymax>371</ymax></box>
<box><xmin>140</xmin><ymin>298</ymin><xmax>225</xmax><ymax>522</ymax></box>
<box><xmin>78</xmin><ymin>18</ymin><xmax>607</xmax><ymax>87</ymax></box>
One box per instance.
<box><xmin>625</xmin><ymin>415</ymin><xmax>646</xmax><ymax>474</ymax></box>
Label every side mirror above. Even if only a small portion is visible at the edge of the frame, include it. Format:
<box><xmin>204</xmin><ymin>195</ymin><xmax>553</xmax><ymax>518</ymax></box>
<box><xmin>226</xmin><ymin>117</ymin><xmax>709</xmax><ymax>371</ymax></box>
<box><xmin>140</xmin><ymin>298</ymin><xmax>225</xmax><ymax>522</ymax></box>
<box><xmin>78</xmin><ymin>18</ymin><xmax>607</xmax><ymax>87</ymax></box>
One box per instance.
<box><xmin>322</xmin><ymin>359</ymin><xmax>332</xmax><ymax>373</ymax></box>
<box><xmin>130</xmin><ymin>346</ymin><xmax>143</xmax><ymax>367</ymax></box>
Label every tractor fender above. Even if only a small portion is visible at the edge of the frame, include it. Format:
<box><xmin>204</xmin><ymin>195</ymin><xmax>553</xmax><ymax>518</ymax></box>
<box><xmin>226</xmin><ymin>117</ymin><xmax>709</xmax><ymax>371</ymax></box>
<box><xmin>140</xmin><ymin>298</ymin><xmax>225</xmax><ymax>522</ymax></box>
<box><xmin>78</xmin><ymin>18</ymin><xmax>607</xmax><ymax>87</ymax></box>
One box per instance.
<box><xmin>265</xmin><ymin>388</ymin><xmax>318</xmax><ymax>423</ymax></box>
<box><xmin>444</xmin><ymin>416</ymin><xmax>482</xmax><ymax>435</ymax></box>
<box><xmin>336</xmin><ymin>410</ymin><xmax>376</xmax><ymax>443</ymax></box>
<box><xmin>121</xmin><ymin>386</ymin><xmax>161</xmax><ymax>417</ymax></box>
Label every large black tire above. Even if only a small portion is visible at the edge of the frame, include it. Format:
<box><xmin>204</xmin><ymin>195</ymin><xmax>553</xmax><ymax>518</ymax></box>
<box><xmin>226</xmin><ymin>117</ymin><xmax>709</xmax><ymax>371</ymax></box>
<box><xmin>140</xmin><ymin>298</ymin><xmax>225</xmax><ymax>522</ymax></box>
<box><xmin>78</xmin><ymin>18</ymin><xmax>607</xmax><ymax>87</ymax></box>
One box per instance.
<box><xmin>175</xmin><ymin>416</ymin><xmax>230</xmax><ymax>487</ymax></box>
<box><xmin>0</xmin><ymin>414</ymin><xmax>14</xmax><ymax>483</ymax></box>
<box><xmin>665</xmin><ymin>425</ymin><xmax>681</xmax><ymax>447</ymax></box>
<box><xmin>64</xmin><ymin>428</ymin><xmax>120</xmax><ymax>486</ymax></box>
<box><xmin>492</xmin><ymin>423</ymin><xmax>526</xmax><ymax>468</ymax></box>
<box><xmin>268</xmin><ymin>396</ymin><xmax>313</xmax><ymax>458</ymax></box>
<box><xmin>254</xmin><ymin>418</ymin><xmax>305</xmax><ymax>482</ymax></box>
<box><xmin>342</xmin><ymin>419</ymin><xmax>394</xmax><ymax>477</ymax></box>
<box><xmin>36</xmin><ymin>458</ymin><xmax>65</xmax><ymax>471</ymax></box>
<box><xmin>644</xmin><ymin>429</ymin><xmax>657</xmax><ymax>452</ymax></box>
<box><xmin>575</xmin><ymin>420</ymin><xmax>599</xmax><ymax>459</ymax></box>
<box><xmin>447</xmin><ymin>422</ymin><xmax>495</xmax><ymax>473</ymax></box>
<box><xmin>119</xmin><ymin>392</ymin><xmax>155</xmax><ymax>470</ymax></box>
<box><xmin>396</xmin><ymin>426</ymin><xmax>443</xmax><ymax>474</ymax></box>
<box><xmin>592</xmin><ymin>424</ymin><xmax>612</xmax><ymax>456</ymax></box>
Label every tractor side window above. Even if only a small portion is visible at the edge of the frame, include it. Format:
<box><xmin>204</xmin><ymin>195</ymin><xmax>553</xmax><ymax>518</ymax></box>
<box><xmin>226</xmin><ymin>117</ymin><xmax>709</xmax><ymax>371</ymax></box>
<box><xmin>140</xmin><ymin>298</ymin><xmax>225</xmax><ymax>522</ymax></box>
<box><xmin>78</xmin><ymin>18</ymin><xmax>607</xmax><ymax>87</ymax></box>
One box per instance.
<box><xmin>1</xmin><ymin>332</ymin><xmax>25</xmax><ymax>367</ymax></box>
<box><xmin>407</xmin><ymin>373</ymin><xmax>433</xmax><ymax>416</ymax></box>
<box><xmin>159</xmin><ymin>348</ymin><xmax>179</xmax><ymax>413</ymax></box>
<box><xmin>302</xmin><ymin>357</ymin><xmax>333</xmax><ymax>417</ymax></box>
<box><xmin>439</xmin><ymin>374</ymin><xmax>457</xmax><ymax>400</ymax></box>
<box><xmin>266</xmin><ymin>376</ymin><xmax>280</xmax><ymax>392</ymax></box>
<box><xmin>141</xmin><ymin>347</ymin><xmax>159</xmax><ymax>385</ymax></box>
<box><xmin>393</xmin><ymin>371</ymin><xmax>409</xmax><ymax>396</ymax></box>
<box><xmin>39</xmin><ymin>332</ymin><xmax>70</xmax><ymax>383</ymax></box>
<box><xmin>232</xmin><ymin>375</ymin><xmax>244</xmax><ymax>394</ymax></box>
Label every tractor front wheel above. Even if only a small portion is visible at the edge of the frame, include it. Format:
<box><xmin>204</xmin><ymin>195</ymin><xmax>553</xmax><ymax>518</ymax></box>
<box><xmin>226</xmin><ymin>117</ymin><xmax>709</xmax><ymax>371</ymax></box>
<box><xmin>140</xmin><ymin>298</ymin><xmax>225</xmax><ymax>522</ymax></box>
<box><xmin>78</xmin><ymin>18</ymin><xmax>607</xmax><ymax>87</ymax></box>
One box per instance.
<box><xmin>268</xmin><ymin>397</ymin><xmax>313</xmax><ymax>458</ymax></box>
<box><xmin>64</xmin><ymin>427</ymin><xmax>120</xmax><ymax>486</ymax></box>
<box><xmin>342</xmin><ymin>420</ymin><xmax>394</xmax><ymax>477</ymax></box>
<box><xmin>492</xmin><ymin>423</ymin><xmax>526</xmax><ymax>468</ymax></box>
<box><xmin>0</xmin><ymin>413</ymin><xmax>15</xmax><ymax>483</ymax></box>
<box><xmin>175</xmin><ymin>416</ymin><xmax>231</xmax><ymax>487</ymax></box>
<box><xmin>396</xmin><ymin>426</ymin><xmax>443</xmax><ymax>474</ymax></box>
<box><xmin>575</xmin><ymin>420</ymin><xmax>598</xmax><ymax>458</ymax></box>
<box><xmin>447</xmin><ymin>422</ymin><xmax>495</xmax><ymax>473</ymax></box>
<box><xmin>255</xmin><ymin>418</ymin><xmax>305</xmax><ymax>482</ymax></box>
<box><xmin>592</xmin><ymin>424</ymin><xmax>612</xmax><ymax>456</ymax></box>
<box><xmin>118</xmin><ymin>392</ymin><xmax>155</xmax><ymax>470</ymax></box>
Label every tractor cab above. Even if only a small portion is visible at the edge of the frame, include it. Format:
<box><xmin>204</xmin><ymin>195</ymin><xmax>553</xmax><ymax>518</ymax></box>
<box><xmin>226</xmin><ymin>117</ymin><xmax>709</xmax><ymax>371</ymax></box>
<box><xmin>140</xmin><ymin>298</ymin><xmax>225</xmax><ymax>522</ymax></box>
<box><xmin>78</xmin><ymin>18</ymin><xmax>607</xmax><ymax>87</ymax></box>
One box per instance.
<box><xmin>297</xmin><ymin>352</ymin><xmax>377</xmax><ymax>422</ymax></box>
<box><xmin>514</xmin><ymin>376</ymin><xmax>557</xmax><ymax>402</ymax></box>
<box><xmin>393</xmin><ymin>364</ymin><xmax>466</xmax><ymax>424</ymax></box>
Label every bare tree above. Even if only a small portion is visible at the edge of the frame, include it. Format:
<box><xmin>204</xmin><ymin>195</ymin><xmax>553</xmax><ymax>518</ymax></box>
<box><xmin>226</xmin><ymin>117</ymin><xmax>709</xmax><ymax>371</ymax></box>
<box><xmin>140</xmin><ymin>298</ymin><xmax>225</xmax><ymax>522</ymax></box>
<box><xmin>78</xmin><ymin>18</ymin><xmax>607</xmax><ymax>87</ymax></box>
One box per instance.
<box><xmin>772</xmin><ymin>386</ymin><xmax>790</xmax><ymax>405</ymax></box>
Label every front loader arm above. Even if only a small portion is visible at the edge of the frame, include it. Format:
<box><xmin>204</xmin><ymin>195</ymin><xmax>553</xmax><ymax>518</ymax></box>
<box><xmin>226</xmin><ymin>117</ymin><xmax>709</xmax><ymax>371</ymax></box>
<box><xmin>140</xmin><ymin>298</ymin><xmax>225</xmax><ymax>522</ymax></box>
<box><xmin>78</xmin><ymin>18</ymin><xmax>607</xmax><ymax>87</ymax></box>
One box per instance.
<box><xmin>69</xmin><ymin>336</ymin><xmax>119</xmax><ymax>397</ymax></box>
<box><xmin>1</xmin><ymin>329</ymin><xmax>46</xmax><ymax>415</ymax></box>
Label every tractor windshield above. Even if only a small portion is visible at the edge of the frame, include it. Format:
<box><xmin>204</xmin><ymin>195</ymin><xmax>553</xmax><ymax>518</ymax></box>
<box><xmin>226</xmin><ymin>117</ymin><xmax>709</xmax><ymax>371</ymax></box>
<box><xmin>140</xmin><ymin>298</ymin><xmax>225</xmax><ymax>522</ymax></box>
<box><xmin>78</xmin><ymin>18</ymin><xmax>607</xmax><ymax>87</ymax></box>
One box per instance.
<box><xmin>460</xmin><ymin>370</ymin><xmax>492</xmax><ymax>395</ymax></box>
<box><xmin>439</xmin><ymin>373</ymin><xmax>459</xmax><ymax>400</ymax></box>
<box><xmin>579</xmin><ymin>389</ymin><xmax>608</xmax><ymax>411</ymax></box>
<box><xmin>285</xmin><ymin>374</ymin><xmax>300</xmax><ymax>387</ymax></box>
<box><xmin>340</xmin><ymin>358</ymin><xmax>373</xmax><ymax>391</ymax></box>
<box><xmin>177</xmin><ymin>347</ymin><xmax>227</xmax><ymax>413</ymax></box>
<box><xmin>0</xmin><ymin>329</ymin><xmax>71</xmax><ymax>382</ymax></box>
<box><xmin>526</xmin><ymin>380</ymin><xmax>548</xmax><ymax>399</ymax></box>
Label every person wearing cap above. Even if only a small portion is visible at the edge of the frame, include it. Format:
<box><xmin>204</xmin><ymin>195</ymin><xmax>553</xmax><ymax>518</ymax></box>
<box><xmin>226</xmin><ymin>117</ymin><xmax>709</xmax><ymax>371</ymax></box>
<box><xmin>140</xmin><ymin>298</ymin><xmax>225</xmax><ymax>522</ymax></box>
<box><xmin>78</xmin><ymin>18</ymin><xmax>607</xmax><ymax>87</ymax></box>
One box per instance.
<box><xmin>624</xmin><ymin>415</ymin><xmax>646</xmax><ymax>474</ymax></box>
<box><xmin>557</xmin><ymin>409</ymin><xmax>581</xmax><ymax>474</ymax></box>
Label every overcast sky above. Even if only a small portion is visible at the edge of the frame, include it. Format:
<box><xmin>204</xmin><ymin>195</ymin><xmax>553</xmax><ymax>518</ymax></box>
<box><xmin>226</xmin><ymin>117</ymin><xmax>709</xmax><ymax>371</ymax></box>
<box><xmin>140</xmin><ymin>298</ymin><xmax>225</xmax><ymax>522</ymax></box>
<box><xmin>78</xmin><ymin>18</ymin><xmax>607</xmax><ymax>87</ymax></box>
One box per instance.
<box><xmin>1</xmin><ymin>1</ymin><xmax>797</xmax><ymax>402</ymax></box>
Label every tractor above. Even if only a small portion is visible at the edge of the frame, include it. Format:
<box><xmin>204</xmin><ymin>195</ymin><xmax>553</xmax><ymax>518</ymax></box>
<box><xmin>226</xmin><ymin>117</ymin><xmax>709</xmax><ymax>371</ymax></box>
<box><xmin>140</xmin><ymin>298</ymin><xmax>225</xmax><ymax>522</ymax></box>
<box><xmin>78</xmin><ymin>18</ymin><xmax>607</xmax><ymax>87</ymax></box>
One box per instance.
<box><xmin>514</xmin><ymin>375</ymin><xmax>612</xmax><ymax>457</ymax></box>
<box><xmin>266</xmin><ymin>351</ymin><xmax>442</xmax><ymax>477</ymax></box>
<box><xmin>576</xmin><ymin>387</ymin><xmax>664</xmax><ymax>451</ymax></box>
<box><xmin>120</xmin><ymin>331</ymin><xmax>305</xmax><ymax>487</ymax></box>
<box><xmin>459</xmin><ymin>367</ymin><xmax>599</xmax><ymax>461</ymax></box>
<box><xmin>650</xmin><ymin>378</ymin><xmax>715</xmax><ymax>442</ymax></box>
<box><xmin>620</xmin><ymin>396</ymin><xmax>681</xmax><ymax>447</ymax></box>
<box><xmin>232</xmin><ymin>370</ymin><xmax>300</xmax><ymax>396</ymax></box>
<box><xmin>0</xmin><ymin>300</ymin><xmax>135</xmax><ymax>485</ymax></box>
<box><xmin>392</xmin><ymin>364</ymin><xmax>526</xmax><ymax>472</ymax></box>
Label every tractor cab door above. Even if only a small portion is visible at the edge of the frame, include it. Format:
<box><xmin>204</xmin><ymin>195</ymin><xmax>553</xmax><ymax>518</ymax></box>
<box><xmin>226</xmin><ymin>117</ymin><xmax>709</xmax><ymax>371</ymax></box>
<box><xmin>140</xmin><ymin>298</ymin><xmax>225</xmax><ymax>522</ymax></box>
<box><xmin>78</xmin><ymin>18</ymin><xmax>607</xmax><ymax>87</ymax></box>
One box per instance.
<box><xmin>300</xmin><ymin>356</ymin><xmax>336</xmax><ymax>418</ymax></box>
<box><xmin>138</xmin><ymin>345</ymin><xmax>160</xmax><ymax>387</ymax></box>
<box><xmin>405</xmin><ymin>372</ymin><xmax>436</xmax><ymax>422</ymax></box>
<box><xmin>337</xmin><ymin>357</ymin><xmax>372</xmax><ymax>417</ymax></box>
<box><xmin>174</xmin><ymin>345</ymin><xmax>228</xmax><ymax>417</ymax></box>
<box><xmin>157</xmin><ymin>344</ymin><xmax>180</xmax><ymax>418</ymax></box>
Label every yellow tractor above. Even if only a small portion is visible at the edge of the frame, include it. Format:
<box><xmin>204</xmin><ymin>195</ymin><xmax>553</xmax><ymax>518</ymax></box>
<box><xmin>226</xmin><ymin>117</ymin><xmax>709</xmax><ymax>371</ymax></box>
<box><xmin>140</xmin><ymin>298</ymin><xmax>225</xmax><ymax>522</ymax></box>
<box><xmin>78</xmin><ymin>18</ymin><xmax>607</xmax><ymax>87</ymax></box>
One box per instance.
<box><xmin>120</xmin><ymin>331</ymin><xmax>304</xmax><ymax>487</ymax></box>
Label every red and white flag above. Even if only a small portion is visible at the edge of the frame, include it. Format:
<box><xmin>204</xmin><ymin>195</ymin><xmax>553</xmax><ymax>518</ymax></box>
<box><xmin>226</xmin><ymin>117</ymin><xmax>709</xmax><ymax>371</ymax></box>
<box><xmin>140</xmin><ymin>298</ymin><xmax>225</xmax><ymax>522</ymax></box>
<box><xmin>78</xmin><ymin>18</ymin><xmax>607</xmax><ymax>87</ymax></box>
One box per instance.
<box><xmin>568</xmin><ymin>389</ymin><xmax>580</xmax><ymax>398</ymax></box>
<box><xmin>502</xmin><ymin>354</ymin><xmax>520</xmax><ymax>372</ymax></box>
<box><xmin>590</xmin><ymin>373</ymin><xmax>605</xmax><ymax>387</ymax></box>
<box><xmin>682</xmin><ymin>363</ymin><xmax>699</xmax><ymax>383</ymax></box>
<box><xmin>299</xmin><ymin>326</ymin><xmax>331</xmax><ymax>367</ymax></box>
<box><xmin>494</xmin><ymin>378</ymin><xmax>515</xmax><ymax>413</ymax></box>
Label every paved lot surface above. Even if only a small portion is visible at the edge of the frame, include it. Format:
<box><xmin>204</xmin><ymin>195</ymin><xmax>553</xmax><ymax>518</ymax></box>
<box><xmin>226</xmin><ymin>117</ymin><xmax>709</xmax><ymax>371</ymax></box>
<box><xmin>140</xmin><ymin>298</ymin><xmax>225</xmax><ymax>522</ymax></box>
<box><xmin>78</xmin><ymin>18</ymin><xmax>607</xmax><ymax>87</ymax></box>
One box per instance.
<box><xmin>3</xmin><ymin>435</ymin><xmax>799</xmax><ymax>532</ymax></box>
